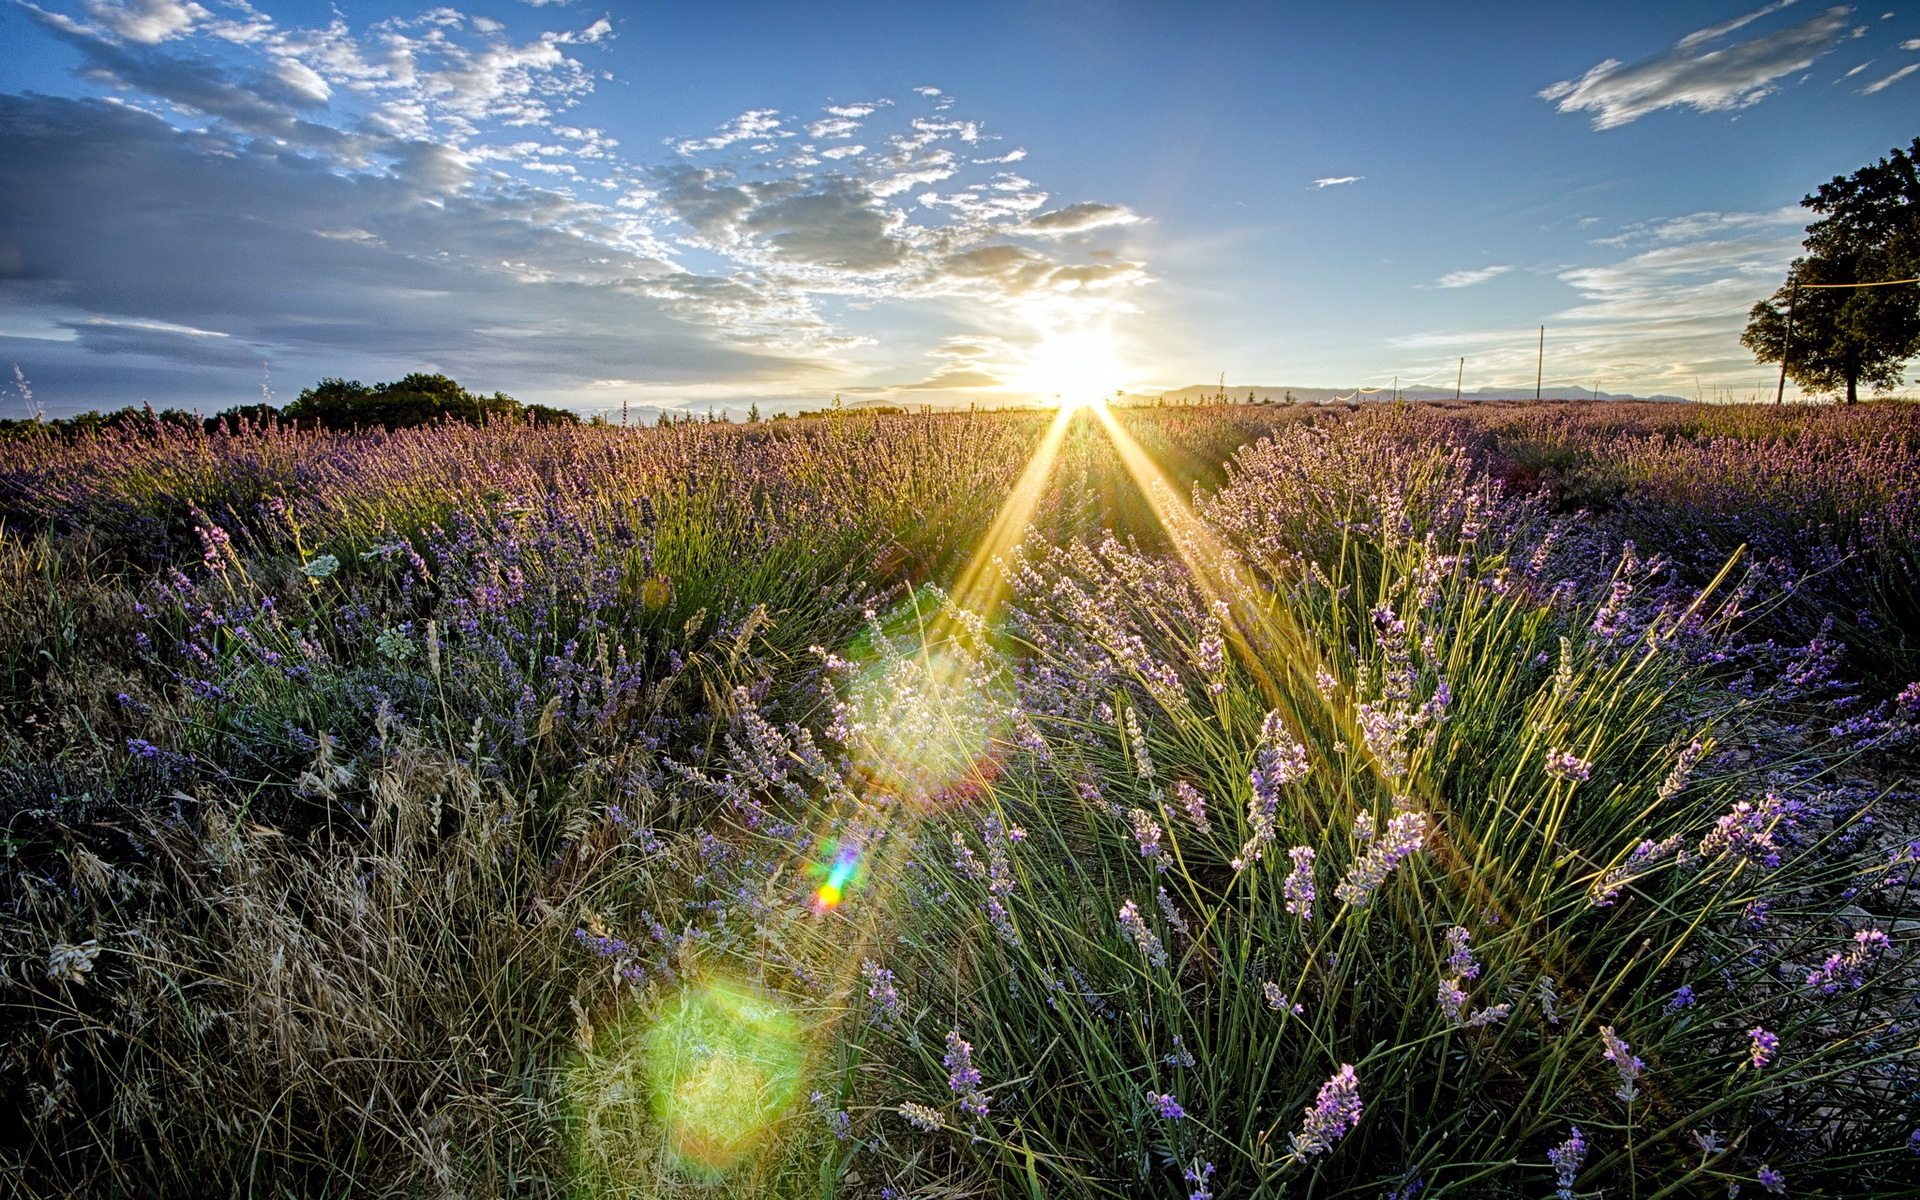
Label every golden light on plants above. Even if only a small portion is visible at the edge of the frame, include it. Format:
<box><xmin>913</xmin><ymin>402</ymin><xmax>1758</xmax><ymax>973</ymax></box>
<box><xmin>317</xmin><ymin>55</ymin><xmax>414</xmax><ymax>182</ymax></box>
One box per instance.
<box><xmin>642</xmin><ymin>978</ymin><xmax>805</xmax><ymax>1178</ymax></box>
<box><xmin>570</xmin><ymin>977</ymin><xmax>807</xmax><ymax>1187</ymax></box>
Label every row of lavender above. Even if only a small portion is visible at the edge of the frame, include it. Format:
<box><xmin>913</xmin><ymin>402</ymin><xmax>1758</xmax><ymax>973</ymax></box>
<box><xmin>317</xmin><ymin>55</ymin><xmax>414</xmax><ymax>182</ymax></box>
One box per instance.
<box><xmin>1</xmin><ymin>402</ymin><xmax>1916</xmax><ymax>1197</ymax></box>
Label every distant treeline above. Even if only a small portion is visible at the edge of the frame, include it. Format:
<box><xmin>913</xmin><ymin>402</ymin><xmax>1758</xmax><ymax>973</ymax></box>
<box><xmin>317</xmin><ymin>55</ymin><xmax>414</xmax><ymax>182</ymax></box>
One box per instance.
<box><xmin>0</xmin><ymin>373</ymin><xmax>581</xmax><ymax>438</ymax></box>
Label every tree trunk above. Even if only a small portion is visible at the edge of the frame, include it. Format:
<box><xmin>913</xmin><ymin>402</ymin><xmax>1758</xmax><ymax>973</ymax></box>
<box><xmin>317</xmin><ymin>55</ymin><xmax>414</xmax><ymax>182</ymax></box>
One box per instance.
<box><xmin>1847</xmin><ymin>374</ymin><xmax>1858</xmax><ymax>404</ymax></box>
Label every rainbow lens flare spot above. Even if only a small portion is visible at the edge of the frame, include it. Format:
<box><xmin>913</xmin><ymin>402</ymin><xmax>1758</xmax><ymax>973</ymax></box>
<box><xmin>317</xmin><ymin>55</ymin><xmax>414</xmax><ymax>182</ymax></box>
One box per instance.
<box><xmin>809</xmin><ymin>842</ymin><xmax>865</xmax><ymax>912</ymax></box>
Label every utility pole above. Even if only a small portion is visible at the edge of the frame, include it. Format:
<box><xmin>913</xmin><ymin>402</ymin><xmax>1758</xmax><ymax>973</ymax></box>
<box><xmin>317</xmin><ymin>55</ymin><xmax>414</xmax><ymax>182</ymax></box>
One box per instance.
<box><xmin>1535</xmin><ymin>326</ymin><xmax>1544</xmax><ymax>401</ymax></box>
<box><xmin>1774</xmin><ymin>282</ymin><xmax>1797</xmax><ymax>405</ymax></box>
<box><xmin>1455</xmin><ymin>357</ymin><xmax>1463</xmax><ymax>401</ymax></box>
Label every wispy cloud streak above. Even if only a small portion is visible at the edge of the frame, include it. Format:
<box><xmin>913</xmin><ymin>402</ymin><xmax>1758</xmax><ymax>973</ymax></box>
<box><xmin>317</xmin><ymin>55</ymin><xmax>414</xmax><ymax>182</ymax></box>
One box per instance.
<box><xmin>1541</xmin><ymin>3</ymin><xmax>1860</xmax><ymax>128</ymax></box>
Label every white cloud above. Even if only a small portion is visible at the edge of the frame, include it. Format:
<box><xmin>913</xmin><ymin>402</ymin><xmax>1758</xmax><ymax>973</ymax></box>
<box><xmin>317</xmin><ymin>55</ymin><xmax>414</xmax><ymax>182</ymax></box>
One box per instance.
<box><xmin>1398</xmin><ymin>208</ymin><xmax>1803</xmax><ymax>394</ymax></box>
<box><xmin>3</xmin><ymin>7</ymin><xmax>1149</xmax><ymax>408</ymax></box>
<box><xmin>1593</xmin><ymin>204</ymin><xmax>1805</xmax><ymax>245</ymax></box>
<box><xmin>1903</xmin><ymin>36</ymin><xmax>1920</xmax><ymax>47</ymax></box>
<box><xmin>1843</xmin><ymin>60</ymin><xmax>1873</xmax><ymax>74</ymax></box>
<box><xmin>1864</xmin><ymin>60</ymin><xmax>1920</xmax><ymax>87</ymax></box>
<box><xmin>1541</xmin><ymin>4</ymin><xmax>1859</xmax><ymax>128</ymax></box>
<box><xmin>81</xmin><ymin>0</ymin><xmax>210</xmax><ymax>44</ymax></box>
<box><xmin>1311</xmin><ymin>175</ymin><xmax>1362</xmax><ymax>188</ymax></box>
<box><xmin>1021</xmin><ymin>201</ymin><xmax>1142</xmax><ymax>236</ymax></box>
<box><xmin>673</xmin><ymin>109</ymin><xmax>789</xmax><ymax>154</ymax></box>
<box><xmin>1433</xmin><ymin>265</ymin><xmax>1511</xmax><ymax>288</ymax></box>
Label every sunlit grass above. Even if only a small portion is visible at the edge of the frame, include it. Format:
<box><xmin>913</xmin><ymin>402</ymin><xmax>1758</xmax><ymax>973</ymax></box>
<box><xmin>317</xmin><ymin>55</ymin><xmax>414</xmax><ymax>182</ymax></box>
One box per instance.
<box><xmin>0</xmin><ymin>401</ymin><xmax>1915</xmax><ymax>1197</ymax></box>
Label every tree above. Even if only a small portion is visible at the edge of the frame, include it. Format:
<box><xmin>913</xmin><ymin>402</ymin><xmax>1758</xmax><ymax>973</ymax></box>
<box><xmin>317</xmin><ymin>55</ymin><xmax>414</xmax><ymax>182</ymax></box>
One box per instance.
<box><xmin>284</xmin><ymin>373</ymin><xmax>524</xmax><ymax>429</ymax></box>
<box><xmin>1743</xmin><ymin>138</ymin><xmax>1920</xmax><ymax>403</ymax></box>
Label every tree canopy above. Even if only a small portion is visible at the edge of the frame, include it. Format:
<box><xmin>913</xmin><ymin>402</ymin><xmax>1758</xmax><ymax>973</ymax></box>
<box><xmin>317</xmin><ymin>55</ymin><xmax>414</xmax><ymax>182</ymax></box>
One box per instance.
<box><xmin>0</xmin><ymin>374</ymin><xmax>580</xmax><ymax>439</ymax></box>
<box><xmin>283</xmin><ymin>373</ymin><xmax>578</xmax><ymax>430</ymax></box>
<box><xmin>1743</xmin><ymin>137</ymin><xmax>1920</xmax><ymax>404</ymax></box>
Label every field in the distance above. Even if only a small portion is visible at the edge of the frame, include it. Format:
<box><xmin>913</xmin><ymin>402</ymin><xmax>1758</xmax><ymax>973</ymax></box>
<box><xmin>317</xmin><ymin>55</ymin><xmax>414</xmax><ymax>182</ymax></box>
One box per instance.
<box><xmin>2</xmin><ymin>400</ymin><xmax>1918</xmax><ymax>1198</ymax></box>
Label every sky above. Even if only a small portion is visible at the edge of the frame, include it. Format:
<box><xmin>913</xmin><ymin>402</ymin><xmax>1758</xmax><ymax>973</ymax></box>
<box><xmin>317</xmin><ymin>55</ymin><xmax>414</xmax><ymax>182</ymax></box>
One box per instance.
<box><xmin>1</xmin><ymin>0</ymin><xmax>1917</xmax><ymax>417</ymax></box>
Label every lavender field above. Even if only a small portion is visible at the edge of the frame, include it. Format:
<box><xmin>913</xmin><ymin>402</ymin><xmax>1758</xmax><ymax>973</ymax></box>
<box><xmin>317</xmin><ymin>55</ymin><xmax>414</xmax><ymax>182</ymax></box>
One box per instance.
<box><xmin>3</xmin><ymin>400</ymin><xmax>1919</xmax><ymax>1198</ymax></box>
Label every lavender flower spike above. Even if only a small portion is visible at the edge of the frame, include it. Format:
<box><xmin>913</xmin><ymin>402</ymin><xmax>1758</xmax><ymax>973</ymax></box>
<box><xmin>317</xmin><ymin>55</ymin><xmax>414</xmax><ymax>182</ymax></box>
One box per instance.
<box><xmin>1547</xmin><ymin>1126</ymin><xmax>1586</xmax><ymax>1200</ymax></box>
<box><xmin>1545</xmin><ymin>747</ymin><xmax>1591</xmax><ymax>783</ymax></box>
<box><xmin>1118</xmin><ymin>898</ymin><xmax>1170</xmax><ymax>969</ymax></box>
<box><xmin>1599</xmin><ymin>1026</ymin><xmax>1644</xmax><ymax>1102</ymax></box>
<box><xmin>1289</xmin><ymin>1063</ymin><xmax>1363</xmax><ymax>1158</ymax></box>
<box><xmin>1748</xmin><ymin>1027</ymin><xmax>1779</xmax><ymax>1069</ymax></box>
<box><xmin>1283</xmin><ymin>845</ymin><xmax>1316</xmax><ymax>920</ymax></box>
<box><xmin>1335</xmin><ymin>810</ymin><xmax>1430</xmax><ymax>909</ymax></box>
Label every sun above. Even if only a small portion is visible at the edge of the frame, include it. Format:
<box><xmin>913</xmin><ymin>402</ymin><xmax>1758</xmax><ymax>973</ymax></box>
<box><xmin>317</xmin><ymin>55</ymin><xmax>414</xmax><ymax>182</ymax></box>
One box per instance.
<box><xmin>1012</xmin><ymin>329</ymin><xmax>1127</xmax><ymax>409</ymax></box>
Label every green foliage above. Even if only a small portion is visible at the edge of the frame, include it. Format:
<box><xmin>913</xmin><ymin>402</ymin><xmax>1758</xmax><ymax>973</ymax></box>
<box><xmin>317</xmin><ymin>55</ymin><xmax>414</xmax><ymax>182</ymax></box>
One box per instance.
<box><xmin>284</xmin><ymin>372</ymin><xmax>528</xmax><ymax>429</ymax></box>
<box><xmin>1745</xmin><ymin>139</ymin><xmax>1920</xmax><ymax>403</ymax></box>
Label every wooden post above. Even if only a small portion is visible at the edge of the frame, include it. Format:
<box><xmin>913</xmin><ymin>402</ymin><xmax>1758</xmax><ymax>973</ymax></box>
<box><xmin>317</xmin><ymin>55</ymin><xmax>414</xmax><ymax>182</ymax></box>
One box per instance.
<box><xmin>1535</xmin><ymin>326</ymin><xmax>1544</xmax><ymax>400</ymax></box>
<box><xmin>1774</xmin><ymin>282</ymin><xmax>1797</xmax><ymax>405</ymax></box>
<box><xmin>1455</xmin><ymin>357</ymin><xmax>1463</xmax><ymax>401</ymax></box>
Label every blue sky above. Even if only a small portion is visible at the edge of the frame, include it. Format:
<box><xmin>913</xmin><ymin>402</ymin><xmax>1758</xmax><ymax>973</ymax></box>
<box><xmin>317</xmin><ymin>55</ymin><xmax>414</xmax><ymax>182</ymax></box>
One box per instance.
<box><xmin>1</xmin><ymin>0</ymin><xmax>1916</xmax><ymax>416</ymax></box>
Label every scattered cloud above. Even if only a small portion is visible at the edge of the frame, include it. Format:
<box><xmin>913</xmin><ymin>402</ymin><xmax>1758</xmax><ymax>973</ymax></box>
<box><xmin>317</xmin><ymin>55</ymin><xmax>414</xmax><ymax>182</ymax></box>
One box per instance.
<box><xmin>1540</xmin><ymin>3</ymin><xmax>1860</xmax><ymax>128</ymax></box>
<box><xmin>1</xmin><ymin>2</ymin><xmax>1150</xmax><ymax>410</ymax></box>
<box><xmin>1311</xmin><ymin>175</ymin><xmax>1362</xmax><ymax>188</ymax></box>
<box><xmin>1863</xmin><ymin>60</ymin><xmax>1920</xmax><ymax>87</ymax></box>
<box><xmin>1433</xmin><ymin>265</ymin><xmax>1511</xmax><ymax>288</ymax></box>
<box><xmin>1592</xmin><ymin>205</ymin><xmax>1806</xmax><ymax>245</ymax></box>
<box><xmin>1903</xmin><ymin>36</ymin><xmax>1920</xmax><ymax>47</ymax></box>
<box><xmin>1398</xmin><ymin>208</ymin><xmax>1803</xmax><ymax>394</ymax></box>
<box><xmin>1022</xmin><ymin>202</ymin><xmax>1143</xmax><ymax>236</ymax></box>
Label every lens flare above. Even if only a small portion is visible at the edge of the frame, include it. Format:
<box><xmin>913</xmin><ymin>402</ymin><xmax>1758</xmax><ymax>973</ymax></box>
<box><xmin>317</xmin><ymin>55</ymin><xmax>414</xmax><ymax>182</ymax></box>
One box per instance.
<box><xmin>837</xmin><ymin>590</ymin><xmax>1015</xmax><ymax>806</ymax></box>
<box><xmin>622</xmin><ymin>977</ymin><xmax>806</xmax><ymax>1180</ymax></box>
<box><xmin>808</xmin><ymin>840</ymin><xmax>867</xmax><ymax>912</ymax></box>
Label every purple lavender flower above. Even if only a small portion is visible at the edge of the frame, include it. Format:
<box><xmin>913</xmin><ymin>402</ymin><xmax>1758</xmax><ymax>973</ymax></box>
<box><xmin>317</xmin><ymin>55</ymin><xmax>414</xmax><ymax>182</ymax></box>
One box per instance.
<box><xmin>1234</xmin><ymin>712</ymin><xmax>1309</xmax><ymax>869</ymax></box>
<box><xmin>980</xmin><ymin>814</ymin><xmax>1028</xmax><ymax>947</ymax></box>
<box><xmin>1335</xmin><ymin>810</ymin><xmax>1430</xmax><ymax>909</ymax></box>
<box><xmin>1289</xmin><ymin>1063</ymin><xmax>1363</xmax><ymax>1158</ymax></box>
<box><xmin>1162</xmin><ymin>1034</ymin><xmax>1196</xmax><ymax>1068</ymax></box>
<box><xmin>1131</xmin><ymin>807</ymin><xmax>1172</xmax><ymax>873</ymax></box>
<box><xmin>1283</xmin><ymin>845</ymin><xmax>1316</xmax><ymax>920</ymax></box>
<box><xmin>1118</xmin><ymin>898</ymin><xmax>1169</xmax><ymax>969</ymax></box>
<box><xmin>1588</xmin><ymin>833</ymin><xmax>1686</xmax><ymax>906</ymax></box>
<box><xmin>1699</xmin><ymin>794</ymin><xmax>1801</xmax><ymax>867</ymax></box>
<box><xmin>1264</xmin><ymin>981</ymin><xmax>1304</xmax><ymax>1014</ymax></box>
<box><xmin>1444</xmin><ymin>926</ymin><xmax>1481</xmax><ymax>979</ymax></box>
<box><xmin>1544</xmin><ymin>747</ymin><xmax>1592</xmax><ymax>783</ymax></box>
<box><xmin>944</xmin><ymin>1029</ymin><xmax>989</xmax><ymax>1119</ymax></box>
<box><xmin>809</xmin><ymin>1090</ymin><xmax>851</xmax><ymax>1140</ymax></box>
<box><xmin>1183</xmin><ymin>1159</ymin><xmax>1215</xmax><ymax>1200</ymax></box>
<box><xmin>1599</xmin><ymin>1026</ymin><xmax>1643</xmax><ymax>1102</ymax></box>
<box><xmin>943</xmin><ymin>1029</ymin><xmax>981</xmax><ymax>1092</ymax></box>
<box><xmin>1156</xmin><ymin>886</ymin><xmax>1191</xmax><ymax>937</ymax></box>
<box><xmin>1669</xmin><ymin>985</ymin><xmax>1697</xmax><ymax>1010</ymax></box>
<box><xmin>862</xmin><ymin>958</ymin><xmax>904</xmax><ymax>1026</ymax></box>
<box><xmin>1173</xmin><ymin>780</ymin><xmax>1211</xmax><ymax>835</ymax></box>
<box><xmin>1806</xmin><ymin>927</ymin><xmax>1890</xmax><ymax>995</ymax></box>
<box><xmin>1757</xmin><ymin>1165</ymin><xmax>1785</xmax><ymax>1194</ymax></box>
<box><xmin>1149</xmin><ymin>1091</ymin><xmax>1186</xmax><ymax>1119</ymax></box>
<box><xmin>1748</xmin><ymin>1027</ymin><xmax>1779</xmax><ymax>1069</ymax></box>
<box><xmin>1547</xmin><ymin>1126</ymin><xmax>1586</xmax><ymax>1200</ymax></box>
